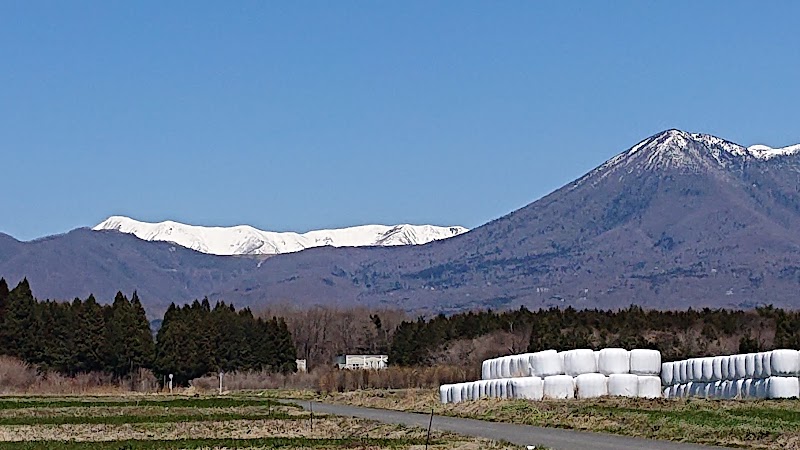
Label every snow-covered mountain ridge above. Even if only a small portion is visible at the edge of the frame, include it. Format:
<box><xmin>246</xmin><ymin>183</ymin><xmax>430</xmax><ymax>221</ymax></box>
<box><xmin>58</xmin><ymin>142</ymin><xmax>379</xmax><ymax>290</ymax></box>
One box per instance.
<box><xmin>93</xmin><ymin>216</ymin><xmax>469</xmax><ymax>256</ymax></box>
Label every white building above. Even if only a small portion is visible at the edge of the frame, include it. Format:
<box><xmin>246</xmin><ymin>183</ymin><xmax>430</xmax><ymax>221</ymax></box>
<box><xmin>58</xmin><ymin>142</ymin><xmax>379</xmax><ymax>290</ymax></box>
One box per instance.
<box><xmin>335</xmin><ymin>354</ymin><xmax>388</xmax><ymax>370</ymax></box>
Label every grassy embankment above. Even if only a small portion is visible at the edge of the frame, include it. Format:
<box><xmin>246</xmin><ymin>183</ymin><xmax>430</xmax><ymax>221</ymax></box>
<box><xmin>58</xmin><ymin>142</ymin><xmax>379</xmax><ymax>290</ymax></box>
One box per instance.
<box><xmin>321</xmin><ymin>388</ymin><xmax>800</xmax><ymax>450</ymax></box>
<box><xmin>0</xmin><ymin>394</ymin><xmax>515</xmax><ymax>449</ymax></box>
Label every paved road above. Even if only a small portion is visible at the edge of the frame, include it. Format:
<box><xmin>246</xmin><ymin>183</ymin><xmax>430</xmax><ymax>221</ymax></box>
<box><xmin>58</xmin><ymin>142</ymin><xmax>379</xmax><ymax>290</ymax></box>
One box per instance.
<box><xmin>289</xmin><ymin>400</ymin><xmax>731</xmax><ymax>450</ymax></box>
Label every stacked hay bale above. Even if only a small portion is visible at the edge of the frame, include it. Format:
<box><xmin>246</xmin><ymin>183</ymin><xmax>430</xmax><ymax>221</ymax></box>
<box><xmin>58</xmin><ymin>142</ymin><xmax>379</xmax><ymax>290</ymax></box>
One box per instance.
<box><xmin>440</xmin><ymin>348</ymin><xmax>662</xmax><ymax>404</ymax></box>
<box><xmin>661</xmin><ymin>349</ymin><xmax>800</xmax><ymax>399</ymax></box>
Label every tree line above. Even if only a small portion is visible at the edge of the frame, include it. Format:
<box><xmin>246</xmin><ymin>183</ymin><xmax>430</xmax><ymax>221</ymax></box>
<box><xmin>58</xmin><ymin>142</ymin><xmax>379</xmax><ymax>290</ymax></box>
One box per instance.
<box><xmin>0</xmin><ymin>278</ymin><xmax>297</xmax><ymax>385</ymax></box>
<box><xmin>390</xmin><ymin>305</ymin><xmax>800</xmax><ymax>366</ymax></box>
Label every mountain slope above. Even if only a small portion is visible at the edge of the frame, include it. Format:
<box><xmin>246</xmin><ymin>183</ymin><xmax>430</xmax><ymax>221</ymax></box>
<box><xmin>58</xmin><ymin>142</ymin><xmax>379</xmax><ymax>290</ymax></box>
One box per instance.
<box><xmin>224</xmin><ymin>130</ymin><xmax>800</xmax><ymax>312</ymax></box>
<box><xmin>3</xmin><ymin>130</ymin><xmax>800</xmax><ymax>315</ymax></box>
<box><xmin>93</xmin><ymin>216</ymin><xmax>468</xmax><ymax>256</ymax></box>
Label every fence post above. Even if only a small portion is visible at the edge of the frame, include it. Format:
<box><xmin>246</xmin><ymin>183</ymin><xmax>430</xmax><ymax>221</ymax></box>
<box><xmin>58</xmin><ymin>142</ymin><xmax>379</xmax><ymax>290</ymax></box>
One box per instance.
<box><xmin>425</xmin><ymin>407</ymin><xmax>434</xmax><ymax>449</ymax></box>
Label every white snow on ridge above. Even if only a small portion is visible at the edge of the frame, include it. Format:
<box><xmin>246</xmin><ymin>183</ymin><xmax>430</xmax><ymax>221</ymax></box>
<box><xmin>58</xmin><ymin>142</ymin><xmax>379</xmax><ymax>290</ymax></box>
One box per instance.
<box><xmin>93</xmin><ymin>216</ymin><xmax>469</xmax><ymax>256</ymax></box>
<box><xmin>748</xmin><ymin>143</ymin><xmax>800</xmax><ymax>159</ymax></box>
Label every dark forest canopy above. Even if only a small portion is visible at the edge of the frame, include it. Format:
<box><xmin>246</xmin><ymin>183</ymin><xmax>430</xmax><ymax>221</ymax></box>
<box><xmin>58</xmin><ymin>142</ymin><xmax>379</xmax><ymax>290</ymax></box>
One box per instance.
<box><xmin>0</xmin><ymin>278</ymin><xmax>297</xmax><ymax>385</ymax></box>
<box><xmin>389</xmin><ymin>305</ymin><xmax>800</xmax><ymax>366</ymax></box>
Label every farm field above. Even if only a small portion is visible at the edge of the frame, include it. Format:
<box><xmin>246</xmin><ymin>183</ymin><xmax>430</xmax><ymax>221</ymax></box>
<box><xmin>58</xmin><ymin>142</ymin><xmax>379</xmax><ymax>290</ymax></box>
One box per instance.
<box><xmin>0</xmin><ymin>395</ymin><xmax>514</xmax><ymax>449</ymax></box>
<box><xmin>320</xmin><ymin>388</ymin><xmax>800</xmax><ymax>450</ymax></box>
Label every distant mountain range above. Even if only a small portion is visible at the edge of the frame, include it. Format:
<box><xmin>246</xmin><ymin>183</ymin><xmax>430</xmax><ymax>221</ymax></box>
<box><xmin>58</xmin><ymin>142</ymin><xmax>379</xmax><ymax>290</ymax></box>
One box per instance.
<box><xmin>93</xmin><ymin>216</ymin><xmax>469</xmax><ymax>256</ymax></box>
<box><xmin>3</xmin><ymin>129</ymin><xmax>800</xmax><ymax>316</ymax></box>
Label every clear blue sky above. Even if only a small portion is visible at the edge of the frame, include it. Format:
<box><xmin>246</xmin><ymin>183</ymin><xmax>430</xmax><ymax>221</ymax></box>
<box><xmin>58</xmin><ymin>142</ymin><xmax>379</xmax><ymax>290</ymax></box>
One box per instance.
<box><xmin>1</xmin><ymin>1</ymin><xmax>798</xmax><ymax>241</ymax></box>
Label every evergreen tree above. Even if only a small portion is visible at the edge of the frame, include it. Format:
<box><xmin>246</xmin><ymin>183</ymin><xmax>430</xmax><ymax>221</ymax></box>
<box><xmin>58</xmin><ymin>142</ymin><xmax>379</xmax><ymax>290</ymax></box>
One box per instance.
<box><xmin>72</xmin><ymin>295</ymin><xmax>108</xmax><ymax>373</ymax></box>
<box><xmin>2</xmin><ymin>279</ymin><xmax>39</xmax><ymax>361</ymax></box>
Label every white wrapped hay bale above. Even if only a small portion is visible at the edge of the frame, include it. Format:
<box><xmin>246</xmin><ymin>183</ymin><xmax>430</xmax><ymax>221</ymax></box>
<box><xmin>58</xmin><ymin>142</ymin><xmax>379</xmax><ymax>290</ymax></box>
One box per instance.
<box><xmin>672</xmin><ymin>361</ymin><xmax>683</xmax><ymax>385</ymax></box>
<box><xmin>598</xmin><ymin>348</ymin><xmax>631</xmax><ymax>376</ymax></box>
<box><xmin>530</xmin><ymin>350</ymin><xmax>564</xmax><ymax>377</ymax></box>
<box><xmin>754</xmin><ymin>353</ymin><xmax>765</xmax><ymax>379</ymax></box>
<box><xmin>744</xmin><ymin>354</ymin><xmax>757</xmax><ymax>379</ymax></box>
<box><xmin>767</xmin><ymin>376</ymin><xmax>800</xmax><ymax>399</ymax></box>
<box><xmin>499</xmin><ymin>357</ymin><xmax>512</xmax><ymax>379</ymax></box>
<box><xmin>741</xmin><ymin>379</ymin><xmax>754</xmax><ymax>399</ymax></box>
<box><xmin>754</xmin><ymin>379</ymin><xmax>768</xmax><ymax>399</ymax></box>
<box><xmin>481</xmin><ymin>360</ymin><xmax>491</xmax><ymax>380</ymax></box>
<box><xmin>630</xmin><ymin>349</ymin><xmax>661</xmax><ymax>376</ymax></box>
<box><xmin>514</xmin><ymin>354</ymin><xmax>535</xmax><ymax>377</ymax></box>
<box><xmin>661</xmin><ymin>362</ymin><xmax>674</xmax><ymax>386</ymax></box>
<box><xmin>510</xmin><ymin>377</ymin><xmax>544</xmax><ymax>400</ymax></box>
<box><xmin>760</xmin><ymin>352</ymin><xmax>772</xmax><ymax>378</ymax></box>
<box><xmin>450</xmin><ymin>385</ymin><xmax>462</xmax><ymax>404</ymax></box>
<box><xmin>439</xmin><ymin>385</ymin><xmax>450</xmax><ymax>404</ymax></box>
<box><xmin>637</xmin><ymin>376</ymin><xmax>662</xmax><ymax>398</ymax></box>
<box><xmin>608</xmin><ymin>374</ymin><xmax>639</xmax><ymax>397</ymax></box>
<box><xmin>701</xmin><ymin>358</ymin><xmax>714</xmax><ymax>382</ymax></box>
<box><xmin>681</xmin><ymin>360</ymin><xmax>691</xmax><ymax>384</ymax></box>
<box><xmin>478</xmin><ymin>380</ymin><xmax>490</xmax><ymax>399</ymax></box>
<box><xmin>712</xmin><ymin>357</ymin><xmax>724</xmax><ymax>381</ymax></box>
<box><xmin>720</xmin><ymin>356</ymin><xmax>731</xmax><ymax>381</ymax></box>
<box><xmin>734</xmin><ymin>355</ymin><xmax>747</xmax><ymax>380</ymax></box>
<box><xmin>663</xmin><ymin>386</ymin><xmax>671</xmax><ymax>398</ymax></box>
<box><xmin>771</xmin><ymin>349</ymin><xmax>800</xmax><ymax>376</ymax></box>
<box><xmin>575</xmin><ymin>373</ymin><xmax>608</xmax><ymax>399</ymax></box>
<box><xmin>563</xmin><ymin>349</ymin><xmax>597</xmax><ymax>376</ymax></box>
<box><xmin>690</xmin><ymin>359</ymin><xmax>704</xmax><ymax>382</ymax></box>
<box><xmin>543</xmin><ymin>375</ymin><xmax>575</xmax><ymax>399</ymax></box>
<box><xmin>470</xmin><ymin>382</ymin><xmax>480</xmax><ymax>401</ymax></box>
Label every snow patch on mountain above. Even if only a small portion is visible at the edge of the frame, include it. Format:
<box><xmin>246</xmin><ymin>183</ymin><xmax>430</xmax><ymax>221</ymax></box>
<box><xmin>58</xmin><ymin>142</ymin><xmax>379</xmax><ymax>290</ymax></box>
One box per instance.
<box><xmin>748</xmin><ymin>143</ymin><xmax>800</xmax><ymax>159</ymax></box>
<box><xmin>93</xmin><ymin>216</ymin><xmax>469</xmax><ymax>256</ymax></box>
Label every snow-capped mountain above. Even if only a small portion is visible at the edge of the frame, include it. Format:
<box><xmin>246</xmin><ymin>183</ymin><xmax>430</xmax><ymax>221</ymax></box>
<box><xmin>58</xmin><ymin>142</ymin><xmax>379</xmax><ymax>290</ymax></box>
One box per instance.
<box><xmin>93</xmin><ymin>216</ymin><xmax>469</xmax><ymax>256</ymax></box>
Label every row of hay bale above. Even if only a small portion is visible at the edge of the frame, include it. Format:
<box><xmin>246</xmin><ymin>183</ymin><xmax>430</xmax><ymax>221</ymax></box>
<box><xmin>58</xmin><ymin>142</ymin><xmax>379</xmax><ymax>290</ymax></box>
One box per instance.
<box><xmin>662</xmin><ymin>377</ymin><xmax>800</xmax><ymax>399</ymax></box>
<box><xmin>481</xmin><ymin>348</ymin><xmax>662</xmax><ymax>380</ymax></box>
<box><xmin>662</xmin><ymin>349</ymin><xmax>800</xmax><ymax>399</ymax></box>
<box><xmin>439</xmin><ymin>374</ymin><xmax>663</xmax><ymax>404</ymax></box>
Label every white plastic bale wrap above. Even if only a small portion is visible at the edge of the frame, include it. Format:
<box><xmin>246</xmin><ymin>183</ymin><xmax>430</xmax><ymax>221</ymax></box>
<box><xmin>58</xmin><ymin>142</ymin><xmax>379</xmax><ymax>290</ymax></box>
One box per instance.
<box><xmin>563</xmin><ymin>349</ymin><xmax>597</xmax><ymax>376</ymax></box>
<box><xmin>672</xmin><ymin>361</ymin><xmax>683</xmax><ymax>385</ymax></box>
<box><xmin>450</xmin><ymin>385</ymin><xmax>462</xmax><ymax>404</ymax></box>
<box><xmin>734</xmin><ymin>355</ymin><xmax>747</xmax><ymax>380</ymax></box>
<box><xmin>691</xmin><ymin>359</ymin><xmax>704</xmax><ymax>382</ymax></box>
<box><xmin>499</xmin><ymin>357</ymin><xmax>512</xmax><ymax>379</ymax></box>
<box><xmin>701</xmin><ymin>358</ymin><xmax>714</xmax><ymax>382</ymax></box>
<box><xmin>575</xmin><ymin>373</ymin><xmax>608</xmax><ymax>399</ymax></box>
<box><xmin>770</xmin><ymin>349</ymin><xmax>800</xmax><ymax>376</ymax></box>
<box><xmin>543</xmin><ymin>375</ymin><xmax>575</xmax><ymax>399</ymax></box>
<box><xmin>439</xmin><ymin>385</ymin><xmax>450</xmax><ymax>404</ymax></box>
<box><xmin>661</xmin><ymin>362</ymin><xmax>674</xmax><ymax>386</ymax></box>
<box><xmin>754</xmin><ymin>353</ymin><xmax>765</xmax><ymax>379</ymax></box>
<box><xmin>754</xmin><ymin>379</ymin><xmax>768</xmax><ymax>399</ymax></box>
<box><xmin>513</xmin><ymin>354</ymin><xmax>534</xmax><ymax>377</ymax></box>
<box><xmin>712</xmin><ymin>381</ymin><xmax>724</xmax><ymax>399</ymax></box>
<box><xmin>741</xmin><ymin>379</ymin><xmax>753</xmax><ymax>399</ymax></box>
<box><xmin>530</xmin><ymin>350</ymin><xmax>564</xmax><ymax>377</ymax></box>
<box><xmin>478</xmin><ymin>380</ymin><xmax>489</xmax><ymax>399</ymax></box>
<box><xmin>630</xmin><ymin>349</ymin><xmax>661</xmax><ymax>376</ymax></box>
<box><xmin>637</xmin><ymin>376</ymin><xmax>663</xmax><ymax>398</ymax></box>
<box><xmin>760</xmin><ymin>352</ymin><xmax>772</xmax><ymax>378</ymax></box>
<box><xmin>481</xmin><ymin>360</ymin><xmax>491</xmax><ymax>380</ymax></box>
<box><xmin>745</xmin><ymin>354</ymin><xmax>757</xmax><ymax>379</ymax></box>
<box><xmin>720</xmin><ymin>356</ymin><xmax>730</xmax><ymax>381</ymax></box>
<box><xmin>470</xmin><ymin>382</ymin><xmax>480</xmax><ymax>401</ymax></box>
<box><xmin>767</xmin><ymin>376</ymin><xmax>800</xmax><ymax>399</ymax></box>
<box><xmin>712</xmin><ymin>357</ymin><xmax>724</xmax><ymax>381</ymax></box>
<box><xmin>663</xmin><ymin>386</ymin><xmax>671</xmax><ymax>398</ymax></box>
<box><xmin>510</xmin><ymin>377</ymin><xmax>544</xmax><ymax>401</ymax></box>
<box><xmin>598</xmin><ymin>348</ymin><xmax>631</xmax><ymax>376</ymax></box>
<box><xmin>608</xmin><ymin>374</ymin><xmax>639</xmax><ymax>397</ymax></box>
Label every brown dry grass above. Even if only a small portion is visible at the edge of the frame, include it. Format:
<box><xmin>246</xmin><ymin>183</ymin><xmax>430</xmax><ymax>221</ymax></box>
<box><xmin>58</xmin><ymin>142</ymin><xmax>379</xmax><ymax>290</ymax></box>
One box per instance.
<box><xmin>0</xmin><ymin>356</ymin><xmax>158</xmax><ymax>395</ymax></box>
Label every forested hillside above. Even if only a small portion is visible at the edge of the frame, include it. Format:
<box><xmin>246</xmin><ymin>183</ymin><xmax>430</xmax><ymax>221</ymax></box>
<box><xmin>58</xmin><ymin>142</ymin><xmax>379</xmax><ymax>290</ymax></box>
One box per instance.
<box><xmin>0</xmin><ymin>278</ymin><xmax>296</xmax><ymax>385</ymax></box>
<box><xmin>389</xmin><ymin>306</ymin><xmax>800</xmax><ymax>367</ymax></box>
